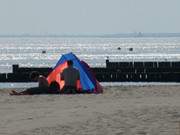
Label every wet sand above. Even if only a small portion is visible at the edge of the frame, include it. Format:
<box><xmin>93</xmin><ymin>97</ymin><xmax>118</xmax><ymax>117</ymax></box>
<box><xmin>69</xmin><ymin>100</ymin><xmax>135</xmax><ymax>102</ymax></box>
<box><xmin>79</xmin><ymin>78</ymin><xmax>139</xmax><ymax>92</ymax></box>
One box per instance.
<box><xmin>1</xmin><ymin>85</ymin><xmax>180</xmax><ymax>135</ymax></box>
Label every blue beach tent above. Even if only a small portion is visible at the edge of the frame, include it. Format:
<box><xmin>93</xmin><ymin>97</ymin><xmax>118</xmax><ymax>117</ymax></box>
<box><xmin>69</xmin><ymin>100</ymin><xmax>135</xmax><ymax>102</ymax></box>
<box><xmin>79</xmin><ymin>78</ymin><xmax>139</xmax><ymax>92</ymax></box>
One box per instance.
<box><xmin>47</xmin><ymin>52</ymin><xmax>103</xmax><ymax>93</ymax></box>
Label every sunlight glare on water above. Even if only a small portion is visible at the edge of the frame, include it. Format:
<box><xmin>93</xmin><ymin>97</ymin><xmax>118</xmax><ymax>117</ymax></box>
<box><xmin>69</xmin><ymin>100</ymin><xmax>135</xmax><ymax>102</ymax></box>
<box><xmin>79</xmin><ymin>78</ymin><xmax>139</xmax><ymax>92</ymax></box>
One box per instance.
<box><xmin>0</xmin><ymin>37</ymin><xmax>180</xmax><ymax>73</ymax></box>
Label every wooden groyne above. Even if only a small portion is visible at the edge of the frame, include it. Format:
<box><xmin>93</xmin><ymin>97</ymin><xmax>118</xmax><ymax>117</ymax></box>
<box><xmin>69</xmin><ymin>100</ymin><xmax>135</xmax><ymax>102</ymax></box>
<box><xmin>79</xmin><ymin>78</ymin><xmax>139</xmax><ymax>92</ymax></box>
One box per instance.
<box><xmin>99</xmin><ymin>60</ymin><xmax>180</xmax><ymax>82</ymax></box>
<box><xmin>1</xmin><ymin>60</ymin><xmax>180</xmax><ymax>82</ymax></box>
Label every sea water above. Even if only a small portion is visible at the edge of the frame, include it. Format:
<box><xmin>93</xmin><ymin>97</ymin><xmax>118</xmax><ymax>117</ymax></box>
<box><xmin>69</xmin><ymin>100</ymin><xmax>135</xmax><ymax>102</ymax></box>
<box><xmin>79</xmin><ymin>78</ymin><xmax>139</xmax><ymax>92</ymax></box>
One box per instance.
<box><xmin>0</xmin><ymin>37</ymin><xmax>180</xmax><ymax>88</ymax></box>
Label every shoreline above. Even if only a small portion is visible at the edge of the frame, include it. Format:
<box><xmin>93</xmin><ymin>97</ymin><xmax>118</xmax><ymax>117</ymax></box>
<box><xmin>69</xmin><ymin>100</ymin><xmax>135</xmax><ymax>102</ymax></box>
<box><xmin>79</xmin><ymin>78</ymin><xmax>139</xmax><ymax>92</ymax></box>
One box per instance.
<box><xmin>1</xmin><ymin>82</ymin><xmax>180</xmax><ymax>89</ymax></box>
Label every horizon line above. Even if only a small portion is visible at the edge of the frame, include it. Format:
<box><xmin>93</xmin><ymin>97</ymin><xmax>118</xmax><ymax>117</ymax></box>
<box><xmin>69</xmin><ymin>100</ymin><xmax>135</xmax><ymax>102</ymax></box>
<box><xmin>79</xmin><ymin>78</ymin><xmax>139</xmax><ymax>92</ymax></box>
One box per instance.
<box><xmin>0</xmin><ymin>32</ymin><xmax>180</xmax><ymax>38</ymax></box>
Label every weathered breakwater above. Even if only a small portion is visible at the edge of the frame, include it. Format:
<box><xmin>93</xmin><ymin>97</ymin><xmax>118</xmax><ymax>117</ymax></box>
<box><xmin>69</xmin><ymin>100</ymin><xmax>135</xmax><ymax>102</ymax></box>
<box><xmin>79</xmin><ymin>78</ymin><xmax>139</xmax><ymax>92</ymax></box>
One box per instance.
<box><xmin>1</xmin><ymin>60</ymin><xmax>180</xmax><ymax>82</ymax></box>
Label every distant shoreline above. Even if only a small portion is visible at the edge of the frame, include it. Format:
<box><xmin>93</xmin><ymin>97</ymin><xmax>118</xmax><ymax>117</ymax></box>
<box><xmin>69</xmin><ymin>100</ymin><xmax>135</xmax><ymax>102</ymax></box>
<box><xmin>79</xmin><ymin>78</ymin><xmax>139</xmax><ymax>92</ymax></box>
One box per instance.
<box><xmin>0</xmin><ymin>33</ymin><xmax>180</xmax><ymax>38</ymax></box>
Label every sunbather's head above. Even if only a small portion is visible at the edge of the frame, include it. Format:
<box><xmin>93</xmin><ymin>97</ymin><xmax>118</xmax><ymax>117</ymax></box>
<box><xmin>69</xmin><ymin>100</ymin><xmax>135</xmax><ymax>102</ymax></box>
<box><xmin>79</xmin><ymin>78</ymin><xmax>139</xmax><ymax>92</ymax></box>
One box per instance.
<box><xmin>29</xmin><ymin>71</ymin><xmax>40</xmax><ymax>81</ymax></box>
<box><xmin>49</xmin><ymin>81</ymin><xmax>60</xmax><ymax>91</ymax></box>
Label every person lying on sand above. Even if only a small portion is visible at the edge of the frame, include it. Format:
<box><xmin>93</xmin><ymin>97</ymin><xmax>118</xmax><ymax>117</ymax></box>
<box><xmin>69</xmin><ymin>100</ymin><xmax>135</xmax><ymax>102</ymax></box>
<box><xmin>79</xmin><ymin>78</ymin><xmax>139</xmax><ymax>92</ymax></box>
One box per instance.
<box><xmin>9</xmin><ymin>71</ymin><xmax>60</xmax><ymax>95</ymax></box>
<box><xmin>10</xmin><ymin>81</ymin><xmax>60</xmax><ymax>95</ymax></box>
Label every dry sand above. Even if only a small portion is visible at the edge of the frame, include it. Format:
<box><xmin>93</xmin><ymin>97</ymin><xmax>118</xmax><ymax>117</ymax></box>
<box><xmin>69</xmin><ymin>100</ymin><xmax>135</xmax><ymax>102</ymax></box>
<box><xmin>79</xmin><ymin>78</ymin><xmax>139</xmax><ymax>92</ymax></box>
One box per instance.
<box><xmin>1</xmin><ymin>85</ymin><xmax>180</xmax><ymax>135</ymax></box>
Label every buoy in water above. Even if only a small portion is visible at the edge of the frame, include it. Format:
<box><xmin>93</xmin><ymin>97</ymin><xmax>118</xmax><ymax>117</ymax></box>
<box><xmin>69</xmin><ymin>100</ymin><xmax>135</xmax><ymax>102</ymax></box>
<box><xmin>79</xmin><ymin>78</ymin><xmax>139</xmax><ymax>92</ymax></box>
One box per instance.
<box><xmin>117</xmin><ymin>47</ymin><xmax>121</xmax><ymax>50</ymax></box>
<box><xmin>42</xmin><ymin>50</ymin><xmax>46</xmax><ymax>54</ymax></box>
<box><xmin>129</xmin><ymin>48</ymin><xmax>133</xmax><ymax>51</ymax></box>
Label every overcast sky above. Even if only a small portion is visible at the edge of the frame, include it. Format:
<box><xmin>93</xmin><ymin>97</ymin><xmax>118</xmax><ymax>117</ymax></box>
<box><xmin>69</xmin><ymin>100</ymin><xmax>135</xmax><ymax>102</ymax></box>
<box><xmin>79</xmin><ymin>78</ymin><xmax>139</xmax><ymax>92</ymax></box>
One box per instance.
<box><xmin>0</xmin><ymin>0</ymin><xmax>180</xmax><ymax>35</ymax></box>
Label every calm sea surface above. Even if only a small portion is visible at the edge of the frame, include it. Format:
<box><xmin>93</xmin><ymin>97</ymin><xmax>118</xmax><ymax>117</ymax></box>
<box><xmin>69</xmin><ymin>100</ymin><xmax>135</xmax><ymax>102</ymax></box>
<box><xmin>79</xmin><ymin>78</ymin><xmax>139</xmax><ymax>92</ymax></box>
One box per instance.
<box><xmin>1</xmin><ymin>37</ymin><xmax>180</xmax><ymax>88</ymax></box>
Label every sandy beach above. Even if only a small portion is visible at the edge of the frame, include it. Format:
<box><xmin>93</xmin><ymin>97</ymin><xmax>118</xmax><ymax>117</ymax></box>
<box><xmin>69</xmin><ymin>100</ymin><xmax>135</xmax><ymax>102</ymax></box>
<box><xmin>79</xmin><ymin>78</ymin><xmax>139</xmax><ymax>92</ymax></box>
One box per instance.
<box><xmin>1</xmin><ymin>85</ymin><xmax>180</xmax><ymax>135</ymax></box>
